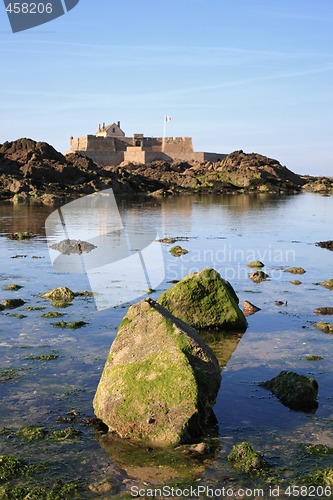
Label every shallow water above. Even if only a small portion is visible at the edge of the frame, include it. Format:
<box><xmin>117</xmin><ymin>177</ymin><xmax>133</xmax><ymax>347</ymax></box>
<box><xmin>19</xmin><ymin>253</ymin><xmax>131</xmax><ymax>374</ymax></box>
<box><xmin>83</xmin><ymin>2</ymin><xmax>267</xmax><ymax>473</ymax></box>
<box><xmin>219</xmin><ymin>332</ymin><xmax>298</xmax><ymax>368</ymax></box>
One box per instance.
<box><xmin>0</xmin><ymin>193</ymin><xmax>332</xmax><ymax>498</ymax></box>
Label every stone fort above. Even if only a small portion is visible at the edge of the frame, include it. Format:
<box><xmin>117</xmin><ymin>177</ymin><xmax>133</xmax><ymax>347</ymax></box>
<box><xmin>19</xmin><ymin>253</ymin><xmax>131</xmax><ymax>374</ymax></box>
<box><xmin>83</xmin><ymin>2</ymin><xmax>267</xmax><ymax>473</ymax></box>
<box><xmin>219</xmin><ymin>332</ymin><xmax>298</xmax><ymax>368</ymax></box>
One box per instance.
<box><xmin>68</xmin><ymin>121</ymin><xmax>227</xmax><ymax>166</ymax></box>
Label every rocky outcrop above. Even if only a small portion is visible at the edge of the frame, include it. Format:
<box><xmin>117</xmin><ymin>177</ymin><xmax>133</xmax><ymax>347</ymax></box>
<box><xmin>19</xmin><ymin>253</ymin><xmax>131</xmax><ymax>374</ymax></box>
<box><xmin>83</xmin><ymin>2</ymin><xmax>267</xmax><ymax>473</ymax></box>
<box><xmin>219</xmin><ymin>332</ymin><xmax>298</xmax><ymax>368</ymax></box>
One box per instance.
<box><xmin>259</xmin><ymin>371</ymin><xmax>318</xmax><ymax>412</ymax></box>
<box><xmin>93</xmin><ymin>299</ymin><xmax>221</xmax><ymax>446</ymax></box>
<box><xmin>2</xmin><ymin>139</ymin><xmax>328</xmax><ymax>200</ymax></box>
<box><xmin>158</xmin><ymin>268</ymin><xmax>247</xmax><ymax>331</ymax></box>
<box><xmin>0</xmin><ymin>139</ymin><xmax>164</xmax><ymax>203</ymax></box>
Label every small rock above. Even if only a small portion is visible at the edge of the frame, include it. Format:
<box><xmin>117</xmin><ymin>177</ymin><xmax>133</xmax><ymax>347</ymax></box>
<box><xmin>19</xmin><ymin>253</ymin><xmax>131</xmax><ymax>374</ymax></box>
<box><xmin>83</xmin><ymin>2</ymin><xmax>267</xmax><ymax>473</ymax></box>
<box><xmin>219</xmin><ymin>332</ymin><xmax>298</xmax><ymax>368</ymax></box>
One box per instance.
<box><xmin>40</xmin><ymin>287</ymin><xmax>75</xmax><ymax>302</ymax></box>
<box><xmin>228</xmin><ymin>442</ymin><xmax>265</xmax><ymax>474</ymax></box>
<box><xmin>157</xmin><ymin>237</ymin><xmax>177</xmax><ymax>244</ymax></box>
<box><xmin>291</xmin><ymin>280</ymin><xmax>302</xmax><ymax>285</ymax></box>
<box><xmin>317</xmin><ymin>279</ymin><xmax>333</xmax><ymax>290</ymax></box>
<box><xmin>259</xmin><ymin>370</ymin><xmax>318</xmax><ymax>412</ymax></box>
<box><xmin>88</xmin><ymin>479</ymin><xmax>115</xmax><ymax>494</ymax></box>
<box><xmin>188</xmin><ymin>442</ymin><xmax>208</xmax><ymax>454</ymax></box>
<box><xmin>2</xmin><ymin>298</ymin><xmax>26</xmax><ymax>309</ymax></box>
<box><xmin>243</xmin><ymin>301</ymin><xmax>261</xmax><ymax>316</ymax></box>
<box><xmin>314</xmin><ymin>307</ymin><xmax>333</xmax><ymax>315</ymax></box>
<box><xmin>7</xmin><ymin>232</ymin><xmax>35</xmax><ymax>240</ymax></box>
<box><xmin>315</xmin><ymin>322</ymin><xmax>333</xmax><ymax>334</ymax></box>
<box><xmin>246</xmin><ymin>261</ymin><xmax>264</xmax><ymax>268</ymax></box>
<box><xmin>284</xmin><ymin>267</ymin><xmax>306</xmax><ymax>274</ymax></box>
<box><xmin>3</xmin><ymin>284</ymin><xmax>23</xmax><ymax>291</ymax></box>
<box><xmin>169</xmin><ymin>245</ymin><xmax>189</xmax><ymax>257</ymax></box>
<box><xmin>316</xmin><ymin>240</ymin><xmax>333</xmax><ymax>251</ymax></box>
<box><xmin>275</xmin><ymin>301</ymin><xmax>284</xmax><ymax>307</ymax></box>
<box><xmin>249</xmin><ymin>271</ymin><xmax>269</xmax><ymax>283</ymax></box>
<box><xmin>50</xmin><ymin>239</ymin><xmax>97</xmax><ymax>255</ymax></box>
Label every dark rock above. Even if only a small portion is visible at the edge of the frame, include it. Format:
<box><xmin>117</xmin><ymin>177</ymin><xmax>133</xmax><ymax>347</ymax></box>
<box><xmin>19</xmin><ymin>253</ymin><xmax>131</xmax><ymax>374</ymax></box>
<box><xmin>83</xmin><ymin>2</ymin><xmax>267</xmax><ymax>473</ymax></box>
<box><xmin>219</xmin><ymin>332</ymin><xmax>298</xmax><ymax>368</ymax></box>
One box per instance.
<box><xmin>314</xmin><ymin>307</ymin><xmax>333</xmax><ymax>315</ymax></box>
<box><xmin>259</xmin><ymin>371</ymin><xmax>318</xmax><ymax>412</ymax></box>
<box><xmin>2</xmin><ymin>298</ymin><xmax>26</xmax><ymax>309</ymax></box>
<box><xmin>316</xmin><ymin>240</ymin><xmax>333</xmax><ymax>251</ymax></box>
<box><xmin>249</xmin><ymin>270</ymin><xmax>269</xmax><ymax>283</ymax></box>
<box><xmin>93</xmin><ymin>299</ymin><xmax>221</xmax><ymax>445</ymax></box>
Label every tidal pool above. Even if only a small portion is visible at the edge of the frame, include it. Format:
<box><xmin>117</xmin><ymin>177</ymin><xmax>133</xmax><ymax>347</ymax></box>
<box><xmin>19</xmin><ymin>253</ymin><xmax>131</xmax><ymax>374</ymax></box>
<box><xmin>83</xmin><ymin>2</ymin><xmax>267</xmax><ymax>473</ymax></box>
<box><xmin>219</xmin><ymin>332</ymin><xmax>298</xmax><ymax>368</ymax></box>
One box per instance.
<box><xmin>0</xmin><ymin>192</ymin><xmax>332</xmax><ymax>498</ymax></box>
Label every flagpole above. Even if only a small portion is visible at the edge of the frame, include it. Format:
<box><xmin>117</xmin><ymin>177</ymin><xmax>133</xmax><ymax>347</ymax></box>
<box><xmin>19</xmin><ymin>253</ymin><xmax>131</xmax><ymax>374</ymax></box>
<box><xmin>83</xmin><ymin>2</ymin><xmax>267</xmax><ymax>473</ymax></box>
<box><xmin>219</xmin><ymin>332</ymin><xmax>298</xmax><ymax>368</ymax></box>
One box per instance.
<box><xmin>162</xmin><ymin>116</ymin><xmax>166</xmax><ymax>152</ymax></box>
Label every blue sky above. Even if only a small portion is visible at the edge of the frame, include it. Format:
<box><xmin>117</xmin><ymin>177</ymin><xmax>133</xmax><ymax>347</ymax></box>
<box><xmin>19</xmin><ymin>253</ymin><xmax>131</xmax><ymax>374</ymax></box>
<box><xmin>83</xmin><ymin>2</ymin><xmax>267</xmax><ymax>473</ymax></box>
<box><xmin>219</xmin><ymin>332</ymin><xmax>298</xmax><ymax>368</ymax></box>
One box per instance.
<box><xmin>0</xmin><ymin>0</ymin><xmax>332</xmax><ymax>175</ymax></box>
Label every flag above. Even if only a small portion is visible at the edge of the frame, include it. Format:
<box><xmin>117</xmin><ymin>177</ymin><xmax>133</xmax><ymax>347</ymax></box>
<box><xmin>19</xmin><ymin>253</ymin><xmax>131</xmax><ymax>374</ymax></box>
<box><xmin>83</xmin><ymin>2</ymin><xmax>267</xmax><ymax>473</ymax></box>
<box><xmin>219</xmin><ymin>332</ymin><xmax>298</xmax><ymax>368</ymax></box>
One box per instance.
<box><xmin>165</xmin><ymin>116</ymin><xmax>172</xmax><ymax>122</ymax></box>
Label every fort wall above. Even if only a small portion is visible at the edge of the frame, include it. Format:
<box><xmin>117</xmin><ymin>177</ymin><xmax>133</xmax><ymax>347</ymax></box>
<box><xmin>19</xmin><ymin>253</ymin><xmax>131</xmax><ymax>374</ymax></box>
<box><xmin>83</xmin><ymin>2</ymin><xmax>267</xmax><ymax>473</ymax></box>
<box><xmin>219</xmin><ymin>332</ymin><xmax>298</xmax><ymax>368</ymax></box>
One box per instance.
<box><xmin>68</xmin><ymin>125</ymin><xmax>227</xmax><ymax>166</ymax></box>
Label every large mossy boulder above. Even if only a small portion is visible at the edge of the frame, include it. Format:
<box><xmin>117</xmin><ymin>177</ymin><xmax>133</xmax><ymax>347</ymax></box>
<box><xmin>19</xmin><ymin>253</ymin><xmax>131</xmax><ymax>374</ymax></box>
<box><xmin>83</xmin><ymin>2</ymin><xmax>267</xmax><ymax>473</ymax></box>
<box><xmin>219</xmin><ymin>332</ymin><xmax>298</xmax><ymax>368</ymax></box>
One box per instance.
<box><xmin>259</xmin><ymin>371</ymin><xmax>318</xmax><ymax>412</ymax></box>
<box><xmin>157</xmin><ymin>268</ymin><xmax>247</xmax><ymax>331</ymax></box>
<box><xmin>93</xmin><ymin>299</ymin><xmax>221</xmax><ymax>446</ymax></box>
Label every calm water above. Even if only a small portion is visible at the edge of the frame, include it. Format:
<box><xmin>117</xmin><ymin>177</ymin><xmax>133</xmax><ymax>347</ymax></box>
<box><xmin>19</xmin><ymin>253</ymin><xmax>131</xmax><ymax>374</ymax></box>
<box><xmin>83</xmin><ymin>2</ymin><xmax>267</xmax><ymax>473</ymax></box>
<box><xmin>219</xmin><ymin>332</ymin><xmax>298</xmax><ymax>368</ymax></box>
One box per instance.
<box><xmin>0</xmin><ymin>192</ymin><xmax>332</xmax><ymax>497</ymax></box>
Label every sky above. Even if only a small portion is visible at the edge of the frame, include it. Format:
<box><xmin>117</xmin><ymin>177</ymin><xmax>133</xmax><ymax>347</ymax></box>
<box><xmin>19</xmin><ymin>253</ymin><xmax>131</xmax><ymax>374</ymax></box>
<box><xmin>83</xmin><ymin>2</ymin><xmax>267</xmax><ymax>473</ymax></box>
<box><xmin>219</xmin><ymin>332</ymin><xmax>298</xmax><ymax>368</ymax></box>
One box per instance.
<box><xmin>0</xmin><ymin>0</ymin><xmax>332</xmax><ymax>176</ymax></box>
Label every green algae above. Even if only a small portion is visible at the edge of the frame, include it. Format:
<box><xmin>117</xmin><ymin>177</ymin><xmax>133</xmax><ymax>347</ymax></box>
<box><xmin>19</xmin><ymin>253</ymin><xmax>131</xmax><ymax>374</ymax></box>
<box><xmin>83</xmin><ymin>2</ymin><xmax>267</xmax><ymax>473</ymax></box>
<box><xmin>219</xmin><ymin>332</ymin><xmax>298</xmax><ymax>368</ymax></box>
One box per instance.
<box><xmin>49</xmin><ymin>427</ymin><xmax>82</xmax><ymax>441</ymax></box>
<box><xmin>301</xmin><ymin>467</ymin><xmax>333</xmax><ymax>486</ymax></box>
<box><xmin>17</xmin><ymin>426</ymin><xmax>48</xmax><ymax>441</ymax></box>
<box><xmin>0</xmin><ymin>368</ymin><xmax>17</xmax><ymax>380</ymax></box>
<box><xmin>51</xmin><ymin>321</ymin><xmax>87</xmax><ymax>329</ymax></box>
<box><xmin>0</xmin><ymin>455</ymin><xmax>28</xmax><ymax>482</ymax></box>
<box><xmin>9</xmin><ymin>313</ymin><xmax>26</xmax><ymax>319</ymax></box>
<box><xmin>0</xmin><ymin>481</ymin><xmax>79</xmax><ymax>500</ymax></box>
<box><xmin>27</xmin><ymin>354</ymin><xmax>59</xmax><ymax>361</ymax></box>
<box><xmin>41</xmin><ymin>312</ymin><xmax>65</xmax><ymax>318</ymax></box>
<box><xmin>228</xmin><ymin>442</ymin><xmax>265</xmax><ymax>474</ymax></box>
<box><xmin>306</xmin><ymin>355</ymin><xmax>323</xmax><ymax>361</ymax></box>
<box><xmin>300</xmin><ymin>444</ymin><xmax>333</xmax><ymax>457</ymax></box>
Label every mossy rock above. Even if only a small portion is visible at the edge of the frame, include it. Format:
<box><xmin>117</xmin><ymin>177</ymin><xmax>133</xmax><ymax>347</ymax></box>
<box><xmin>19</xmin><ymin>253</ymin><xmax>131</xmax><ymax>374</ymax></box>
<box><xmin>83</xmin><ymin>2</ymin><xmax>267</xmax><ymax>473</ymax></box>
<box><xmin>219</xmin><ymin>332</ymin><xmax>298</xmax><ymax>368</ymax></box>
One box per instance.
<box><xmin>315</xmin><ymin>322</ymin><xmax>333</xmax><ymax>334</ymax></box>
<box><xmin>51</xmin><ymin>320</ymin><xmax>87</xmax><ymax>329</ymax></box>
<box><xmin>50</xmin><ymin>427</ymin><xmax>82</xmax><ymax>441</ymax></box>
<box><xmin>246</xmin><ymin>261</ymin><xmax>264</xmax><ymax>268</ymax></box>
<box><xmin>158</xmin><ymin>268</ymin><xmax>247</xmax><ymax>331</ymax></box>
<box><xmin>7</xmin><ymin>232</ymin><xmax>35</xmax><ymax>240</ymax></box>
<box><xmin>314</xmin><ymin>307</ymin><xmax>333</xmax><ymax>315</ymax></box>
<box><xmin>40</xmin><ymin>287</ymin><xmax>75</xmax><ymax>302</ymax></box>
<box><xmin>228</xmin><ymin>442</ymin><xmax>265</xmax><ymax>474</ymax></box>
<box><xmin>259</xmin><ymin>370</ymin><xmax>318</xmax><ymax>412</ymax></box>
<box><xmin>169</xmin><ymin>245</ymin><xmax>189</xmax><ymax>257</ymax></box>
<box><xmin>1</xmin><ymin>298</ymin><xmax>25</xmax><ymax>309</ymax></box>
<box><xmin>93</xmin><ymin>299</ymin><xmax>221</xmax><ymax>446</ymax></box>
<box><xmin>284</xmin><ymin>267</ymin><xmax>306</xmax><ymax>274</ymax></box>
<box><xmin>317</xmin><ymin>279</ymin><xmax>333</xmax><ymax>290</ymax></box>
<box><xmin>3</xmin><ymin>284</ymin><xmax>23</xmax><ymax>291</ymax></box>
<box><xmin>41</xmin><ymin>311</ymin><xmax>65</xmax><ymax>318</ymax></box>
<box><xmin>291</xmin><ymin>280</ymin><xmax>302</xmax><ymax>285</ymax></box>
